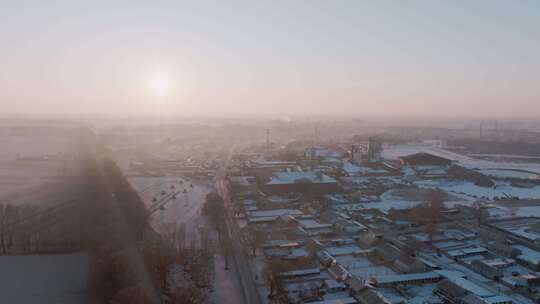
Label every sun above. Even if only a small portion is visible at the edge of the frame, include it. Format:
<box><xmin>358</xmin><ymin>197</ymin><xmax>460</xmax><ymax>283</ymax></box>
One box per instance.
<box><xmin>146</xmin><ymin>72</ymin><xmax>172</xmax><ymax>97</ymax></box>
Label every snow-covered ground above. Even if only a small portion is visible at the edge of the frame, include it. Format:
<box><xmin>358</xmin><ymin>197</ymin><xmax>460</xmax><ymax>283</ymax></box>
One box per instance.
<box><xmin>211</xmin><ymin>253</ymin><xmax>244</xmax><ymax>304</ymax></box>
<box><xmin>416</xmin><ymin>179</ymin><xmax>540</xmax><ymax>201</ymax></box>
<box><xmin>342</xmin><ymin>161</ymin><xmax>388</xmax><ymax>175</ymax></box>
<box><xmin>382</xmin><ymin>143</ymin><xmax>540</xmax><ymax>175</ymax></box>
<box><xmin>477</xmin><ymin>168</ymin><xmax>539</xmax><ymax>180</ymax></box>
<box><xmin>129</xmin><ymin>176</ymin><xmax>214</xmax><ymax>249</ymax></box>
<box><xmin>0</xmin><ymin>134</ymin><xmax>79</xmax><ymax>201</ymax></box>
<box><xmin>0</xmin><ymin>253</ymin><xmax>89</xmax><ymax>304</ymax></box>
<box><xmin>0</xmin><ymin>135</ymin><xmax>74</xmax><ymax>161</ymax></box>
<box><xmin>516</xmin><ymin>206</ymin><xmax>540</xmax><ymax>217</ymax></box>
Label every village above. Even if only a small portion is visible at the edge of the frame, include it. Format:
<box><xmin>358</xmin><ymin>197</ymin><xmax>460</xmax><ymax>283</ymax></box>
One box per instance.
<box><xmin>202</xmin><ymin>136</ymin><xmax>540</xmax><ymax>304</ymax></box>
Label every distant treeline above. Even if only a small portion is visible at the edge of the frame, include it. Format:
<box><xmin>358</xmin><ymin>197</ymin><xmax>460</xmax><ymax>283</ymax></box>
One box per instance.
<box><xmin>0</xmin><ymin>125</ymin><xmax>80</xmax><ymax>136</ymax></box>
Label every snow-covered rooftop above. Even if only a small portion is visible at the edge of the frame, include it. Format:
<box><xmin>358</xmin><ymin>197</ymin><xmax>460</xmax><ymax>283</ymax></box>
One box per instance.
<box><xmin>325</xmin><ymin>245</ymin><xmax>362</xmax><ymax>256</ymax></box>
<box><xmin>247</xmin><ymin>208</ymin><xmax>303</xmax><ymax>218</ymax></box>
<box><xmin>514</xmin><ymin>244</ymin><xmax>540</xmax><ymax>265</ymax></box>
<box><xmin>267</xmin><ymin>171</ymin><xmax>338</xmax><ymax>185</ymax></box>
<box><xmin>374</xmin><ymin>271</ymin><xmax>440</xmax><ymax>285</ymax></box>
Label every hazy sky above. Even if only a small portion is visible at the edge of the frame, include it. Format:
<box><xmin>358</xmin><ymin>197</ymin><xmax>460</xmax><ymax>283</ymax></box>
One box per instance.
<box><xmin>1</xmin><ymin>1</ymin><xmax>539</xmax><ymax>118</ymax></box>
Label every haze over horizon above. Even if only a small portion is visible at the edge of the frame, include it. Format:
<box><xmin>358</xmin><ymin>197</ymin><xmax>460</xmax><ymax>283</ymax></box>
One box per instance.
<box><xmin>1</xmin><ymin>1</ymin><xmax>539</xmax><ymax>118</ymax></box>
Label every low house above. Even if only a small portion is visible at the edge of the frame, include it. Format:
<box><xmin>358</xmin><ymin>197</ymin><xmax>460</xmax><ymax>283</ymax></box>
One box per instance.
<box><xmin>471</xmin><ymin>258</ymin><xmax>514</xmax><ymax>280</ymax></box>
<box><xmin>399</xmin><ymin>153</ymin><xmax>453</xmax><ymax>167</ymax></box>
<box><xmin>262</xmin><ymin>171</ymin><xmax>339</xmax><ymax>195</ymax></box>
<box><xmin>434</xmin><ymin>276</ymin><xmax>501</xmax><ymax>304</ymax></box>
<box><xmin>514</xmin><ymin>273</ymin><xmax>540</xmax><ymax>288</ymax></box>
<box><xmin>372</xmin><ymin>272</ymin><xmax>441</xmax><ymax>287</ymax></box>
<box><xmin>351</xmin><ymin>286</ymin><xmax>392</xmax><ymax>304</ymax></box>
<box><xmin>462</xmin><ymin>294</ymin><xmax>513</xmax><ymax>304</ymax></box>
<box><xmin>335</xmin><ymin>218</ymin><xmax>368</xmax><ymax>234</ymax></box>
<box><xmin>229</xmin><ymin>175</ymin><xmax>257</xmax><ymax>192</ymax></box>
<box><xmin>317</xmin><ymin>250</ymin><xmax>337</xmax><ymax>267</ymax></box>
<box><xmin>514</xmin><ymin>245</ymin><xmax>540</xmax><ymax>271</ymax></box>
<box><xmin>325</xmin><ymin>245</ymin><xmax>364</xmax><ymax>257</ymax></box>
<box><xmin>328</xmin><ymin>263</ymin><xmax>351</xmax><ymax>282</ymax></box>
<box><xmin>279</xmin><ymin>267</ymin><xmax>321</xmax><ymax>279</ymax></box>
<box><xmin>284</xmin><ymin>280</ymin><xmax>323</xmax><ymax>303</ymax></box>
<box><xmin>393</xmin><ymin>255</ymin><xmax>427</xmax><ymax>273</ymax></box>
<box><xmin>246</xmin><ymin>209</ymin><xmax>304</xmax><ymax>224</ymax></box>
<box><xmin>308</xmin><ymin>298</ymin><xmax>358</xmax><ymax>304</ymax></box>
<box><xmin>446</xmin><ymin>246</ymin><xmax>488</xmax><ymax>259</ymax></box>
<box><xmin>297</xmin><ymin>218</ymin><xmax>334</xmax><ymax>236</ymax></box>
<box><xmin>263</xmin><ymin>240</ymin><xmax>309</xmax><ymax>260</ymax></box>
<box><xmin>305</xmin><ymin>146</ymin><xmax>342</xmax><ymax>160</ymax></box>
<box><xmin>324</xmin><ymin>279</ymin><xmax>347</xmax><ymax>293</ymax></box>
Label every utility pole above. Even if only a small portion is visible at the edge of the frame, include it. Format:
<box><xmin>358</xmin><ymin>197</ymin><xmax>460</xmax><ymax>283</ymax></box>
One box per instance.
<box><xmin>479</xmin><ymin>122</ymin><xmax>483</xmax><ymax>139</ymax></box>
<box><xmin>314</xmin><ymin>125</ymin><xmax>319</xmax><ymax>147</ymax></box>
<box><xmin>266</xmin><ymin>128</ymin><xmax>270</xmax><ymax>155</ymax></box>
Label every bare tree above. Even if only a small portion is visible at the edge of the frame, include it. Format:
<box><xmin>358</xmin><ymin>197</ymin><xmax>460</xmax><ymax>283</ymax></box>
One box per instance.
<box><xmin>112</xmin><ymin>286</ymin><xmax>153</xmax><ymax>304</ymax></box>
<box><xmin>246</xmin><ymin>227</ymin><xmax>267</xmax><ymax>256</ymax></box>
<box><xmin>265</xmin><ymin>259</ymin><xmax>291</xmax><ymax>303</ymax></box>
<box><xmin>423</xmin><ymin>222</ymin><xmax>436</xmax><ymax>244</ymax></box>
<box><xmin>0</xmin><ymin>204</ymin><xmax>8</xmax><ymax>254</ymax></box>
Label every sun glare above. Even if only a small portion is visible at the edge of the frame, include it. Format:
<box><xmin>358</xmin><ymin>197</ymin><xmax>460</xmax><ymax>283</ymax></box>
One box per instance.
<box><xmin>147</xmin><ymin>72</ymin><xmax>171</xmax><ymax>97</ymax></box>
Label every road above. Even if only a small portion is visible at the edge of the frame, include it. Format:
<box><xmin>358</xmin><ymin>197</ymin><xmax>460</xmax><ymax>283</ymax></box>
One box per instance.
<box><xmin>211</xmin><ymin>253</ymin><xmax>244</xmax><ymax>304</ymax></box>
<box><xmin>215</xmin><ymin>146</ymin><xmax>262</xmax><ymax>304</ymax></box>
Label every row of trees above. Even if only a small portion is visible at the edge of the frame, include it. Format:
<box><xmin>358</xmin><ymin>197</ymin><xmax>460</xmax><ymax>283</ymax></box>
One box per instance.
<box><xmin>0</xmin><ymin>203</ymin><xmax>41</xmax><ymax>254</ymax></box>
<box><xmin>265</xmin><ymin>257</ymin><xmax>318</xmax><ymax>303</ymax></box>
<box><xmin>72</xmin><ymin>131</ymin><xmax>156</xmax><ymax>304</ymax></box>
<box><xmin>0</xmin><ymin>128</ymin><xmax>173</xmax><ymax>303</ymax></box>
<box><xmin>101</xmin><ymin>158</ymin><xmax>150</xmax><ymax>241</ymax></box>
<box><xmin>201</xmin><ymin>191</ymin><xmax>231</xmax><ymax>270</ymax></box>
<box><xmin>0</xmin><ymin>130</ymin><xmax>105</xmax><ymax>255</ymax></box>
<box><xmin>201</xmin><ymin>192</ymin><xmax>226</xmax><ymax>231</ymax></box>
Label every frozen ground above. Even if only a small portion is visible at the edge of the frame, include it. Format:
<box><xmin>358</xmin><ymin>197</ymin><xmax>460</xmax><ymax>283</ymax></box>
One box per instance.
<box><xmin>382</xmin><ymin>143</ymin><xmax>540</xmax><ymax>175</ymax></box>
<box><xmin>0</xmin><ymin>135</ymin><xmax>74</xmax><ymax>161</ymax></box>
<box><xmin>130</xmin><ymin>175</ymin><xmax>246</xmax><ymax>303</ymax></box>
<box><xmin>516</xmin><ymin>207</ymin><xmax>540</xmax><ymax>217</ymax></box>
<box><xmin>0</xmin><ymin>161</ymin><xmax>64</xmax><ymax>195</ymax></box>
<box><xmin>211</xmin><ymin>253</ymin><xmax>244</xmax><ymax>304</ymax></box>
<box><xmin>416</xmin><ymin>179</ymin><xmax>540</xmax><ymax>201</ymax></box>
<box><xmin>0</xmin><ymin>253</ymin><xmax>89</xmax><ymax>304</ymax></box>
<box><xmin>129</xmin><ymin>176</ymin><xmax>214</xmax><ymax>249</ymax></box>
<box><xmin>478</xmin><ymin>168</ymin><xmax>539</xmax><ymax>180</ymax></box>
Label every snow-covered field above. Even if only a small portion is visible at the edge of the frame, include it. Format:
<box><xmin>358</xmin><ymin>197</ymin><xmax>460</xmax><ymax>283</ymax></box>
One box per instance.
<box><xmin>0</xmin><ymin>135</ymin><xmax>74</xmax><ymax>161</ymax></box>
<box><xmin>0</xmin><ymin>161</ymin><xmax>64</xmax><ymax>195</ymax></box>
<box><xmin>0</xmin><ymin>134</ymin><xmax>76</xmax><ymax>198</ymax></box>
<box><xmin>129</xmin><ymin>175</ymin><xmax>214</xmax><ymax>249</ymax></box>
<box><xmin>0</xmin><ymin>253</ymin><xmax>89</xmax><ymax>304</ymax></box>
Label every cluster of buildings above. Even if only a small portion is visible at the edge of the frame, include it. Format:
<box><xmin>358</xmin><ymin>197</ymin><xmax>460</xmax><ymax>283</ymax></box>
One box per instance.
<box><xmin>224</xmin><ymin>142</ymin><xmax>540</xmax><ymax>304</ymax></box>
